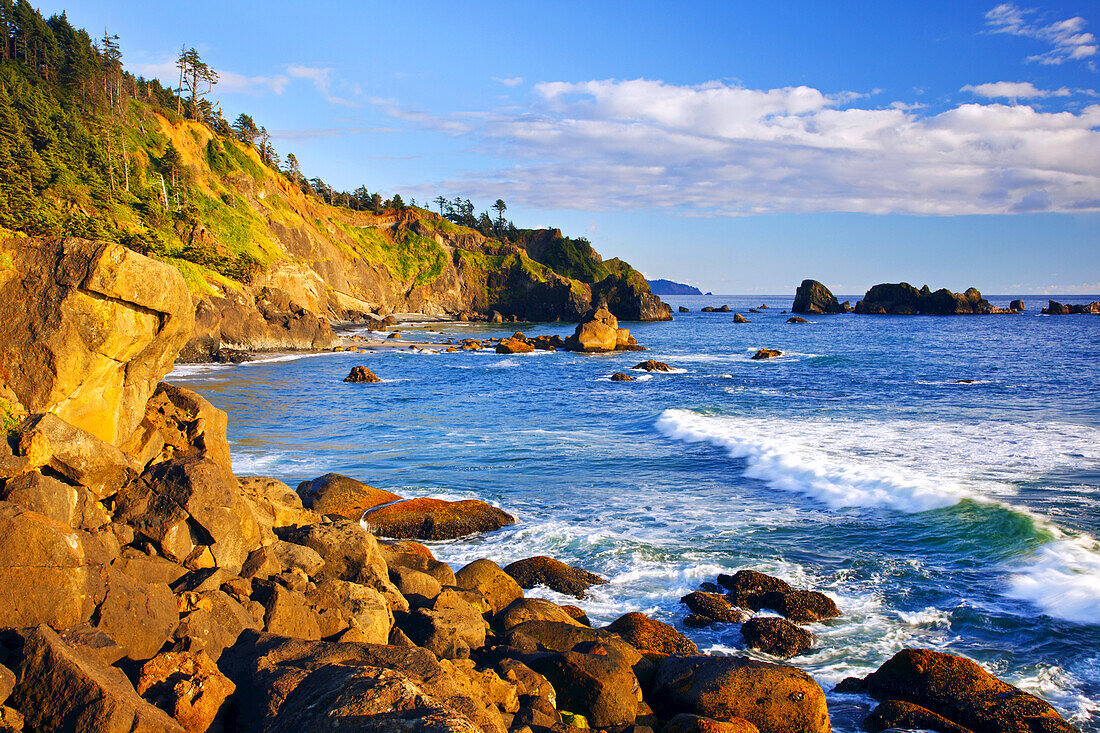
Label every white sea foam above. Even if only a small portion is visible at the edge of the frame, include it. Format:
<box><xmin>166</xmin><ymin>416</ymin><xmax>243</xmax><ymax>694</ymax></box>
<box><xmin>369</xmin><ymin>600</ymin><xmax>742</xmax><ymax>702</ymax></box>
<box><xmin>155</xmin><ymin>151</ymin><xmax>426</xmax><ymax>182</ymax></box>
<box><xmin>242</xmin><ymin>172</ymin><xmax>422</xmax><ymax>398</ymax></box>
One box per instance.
<box><xmin>1006</xmin><ymin>535</ymin><xmax>1100</xmax><ymax>625</ymax></box>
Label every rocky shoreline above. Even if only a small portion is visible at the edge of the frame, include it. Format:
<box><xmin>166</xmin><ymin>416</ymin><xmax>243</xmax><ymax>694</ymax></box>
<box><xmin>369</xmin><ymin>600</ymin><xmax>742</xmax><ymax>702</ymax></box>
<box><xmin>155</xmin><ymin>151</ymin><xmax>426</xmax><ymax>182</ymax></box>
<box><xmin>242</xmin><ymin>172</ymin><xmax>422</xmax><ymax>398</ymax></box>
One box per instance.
<box><xmin>0</xmin><ymin>240</ymin><xmax>1084</xmax><ymax>733</ymax></box>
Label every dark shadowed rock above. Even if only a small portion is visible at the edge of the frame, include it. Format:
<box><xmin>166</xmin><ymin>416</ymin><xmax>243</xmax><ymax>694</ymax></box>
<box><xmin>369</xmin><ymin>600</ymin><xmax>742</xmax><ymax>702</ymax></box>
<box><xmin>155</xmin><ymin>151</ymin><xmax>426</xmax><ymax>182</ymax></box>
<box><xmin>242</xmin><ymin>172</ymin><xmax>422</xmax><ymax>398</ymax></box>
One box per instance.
<box><xmin>855</xmin><ymin>283</ymin><xmax>1009</xmax><ymax>315</ymax></box>
<box><xmin>528</xmin><ymin>643</ymin><xmax>640</xmax><ymax>729</ymax></box>
<box><xmin>679</xmin><ymin>306</ymin><xmax>690</xmax><ymax>313</ymax></box>
<box><xmin>633</xmin><ymin>360</ymin><xmax>673</xmax><ymax>372</ymax></box>
<box><xmin>344</xmin><ymin>365</ymin><xmax>382</xmax><ymax>383</ymax></box>
<box><xmin>863</xmin><ymin>700</ymin><xmax>970</xmax><ymax>733</ymax></box>
<box><xmin>296</xmin><ymin>472</ymin><xmax>401</xmax><ymax>520</ymax></box>
<box><xmin>13</xmin><ymin>625</ymin><xmax>184</xmax><ymax>733</ymax></box>
<box><xmin>611</xmin><ymin>372</ymin><xmax>636</xmax><ymax>382</ymax></box>
<box><xmin>664</xmin><ymin>713</ymin><xmax>760</xmax><ymax>733</ymax></box>
<box><xmin>362</xmin><ymin>497</ymin><xmax>515</xmax><ymax>540</ymax></box>
<box><xmin>792</xmin><ymin>280</ymin><xmax>845</xmax><ymax>315</ymax></box>
<box><xmin>760</xmin><ymin>589</ymin><xmax>840</xmax><ymax>623</ymax></box>
<box><xmin>751</xmin><ymin>349</ymin><xmax>782</xmax><ymax>360</ymax></box>
<box><xmin>718</xmin><ymin>570</ymin><xmax>794</xmax><ymax>611</ymax></box>
<box><xmin>740</xmin><ymin>617</ymin><xmax>815</xmax><ymax>658</ymax></box>
<box><xmin>786</xmin><ymin>316</ymin><xmax>808</xmax><ymax>323</ymax></box>
<box><xmin>849</xmin><ymin>648</ymin><xmax>1077</xmax><ymax>733</ymax></box>
<box><xmin>650</xmin><ymin>655</ymin><xmax>830</xmax><ymax>733</ymax></box>
<box><xmin>680</xmin><ymin>592</ymin><xmax>750</xmax><ymax>624</ymax></box>
<box><xmin>504</xmin><ymin>556</ymin><xmax>607</xmax><ymax>598</ymax></box>
<box><xmin>1009</xmin><ymin>299</ymin><xmax>1025</xmax><ymax>312</ymax></box>
<box><xmin>1042</xmin><ymin>299</ymin><xmax>1100</xmax><ymax>314</ymax></box>
<box><xmin>606</xmin><ymin>611</ymin><xmax>699</xmax><ymax>655</ymax></box>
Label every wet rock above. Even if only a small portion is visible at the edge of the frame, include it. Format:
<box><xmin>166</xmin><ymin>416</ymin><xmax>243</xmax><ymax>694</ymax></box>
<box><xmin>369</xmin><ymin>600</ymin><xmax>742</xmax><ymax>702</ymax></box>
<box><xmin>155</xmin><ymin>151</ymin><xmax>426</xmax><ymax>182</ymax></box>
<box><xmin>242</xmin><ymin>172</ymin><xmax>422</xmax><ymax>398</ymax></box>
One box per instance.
<box><xmin>0</xmin><ymin>237</ymin><xmax>193</xmax><ymax>446</ymax></box>
<box><xmin>136</xmin><ymin>651</ymin><xmax>234</xmax><ymax>733</ymax></box>
<box><xmin>759</xmin><ymin>589</ymin><xmax>840</xmax><ymax>623</ymax></box>
<box><xmin>740</xmin><ymin>617</ymin><xmax>815</xmax><ymax>658</ymax></box>
<box><xmin>664</xmin><ymin>713</ymin><xmax>760</xmax><ymax>733</ymax></box>
<box><xmin>455</xmin><ymin>559</ymin><xmax>524</xmax><ymax>615</ymax></box>
<box><xmin>633</xmin><ymin>360</ymin><xmax>673</xmax><ymax>372</ymax></box>
<box><xmin>792</xmin><ymin>280</ymin><xmax>846</xmax><ymax>315</ymax></box>
<box><xmin>786</xmin><ymin>316</ymin><xmax>808</xmax><ymax>324</ymax></box>
<box><xmin>611</xmin><ymin>372</ymin><xmax>636</xmax><ymax>382</ymax></box>
<box><xmin>362</xmin><ymin>497</ymin><xmax>516</xmax><ymax>540</ymax></box>
<box><xmin>733</xmin><ymin>313</ymin><xmax>749</xmax><ymax>323</ymax></box>
<box><xmin>504</xmin><ymin>556</ymin><xmax>608</xmax><ymax>598</ymax></box>
<box><xmin>296</xmin><ymin>472</ymin><xmax>401</xmax><ymax>520</ymax></box>
<box><xmin>751</xmin><ymin>349</ymin><xmax>782</xmax><ymax>360</ymax></box>
<box><xmin>650</xmin><ymin>655</ymin><xmax>830</xmax><ymax>733</ymax></box>
<box><xmin>680</xmin><ymin>592</ymin><xmax>750</xmax><ymax>624</ymax></box>
<box><xmin>496</xmin><ymin>598</ymin><xmax>583</xmax><ymax>631</ymax></box>
<box><xmin>606</xmin><ymin>612</ymin><xmax>699</xmax><ymax>655</ymax></box>
<box><xmin>343</xmin><ymin>365</ymin><xmax>382</xmax><ymax>383</ymax></box>
<box><xmin>718</xmin><ymin>570</ymin><xmax>793</xmax><ymax>612</ymax></box>
<box><xmin>863</xmin><ymin>700</ymin><xmax>970</xmax><ymax>733</ymax></box>
<box><xmin>13</xmin><ymin>625</ymin><xmax>184</xmax><ymax>733</ymax></box>
<box><xmin>497</xmin><ymin>337</ymin><xmax>535</xmax><ymax>354</ymax></box>
<box><xmin>846</xmin><ymin>648</ymin><xmax>1077</xmax><ymax>733</ymax></box>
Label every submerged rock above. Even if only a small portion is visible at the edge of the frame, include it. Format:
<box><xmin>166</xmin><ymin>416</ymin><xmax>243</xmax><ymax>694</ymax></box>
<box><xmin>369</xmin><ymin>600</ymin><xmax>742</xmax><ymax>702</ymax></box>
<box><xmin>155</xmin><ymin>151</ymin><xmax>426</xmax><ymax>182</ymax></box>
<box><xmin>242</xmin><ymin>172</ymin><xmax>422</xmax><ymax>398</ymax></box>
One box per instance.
<box><xmin>751</xmin><ymin>349</ymin><xmax>782</xmax><ymax>360</ymax></box>
<box><xmin>740</xmin><ymin>617</ymin><xmax>815</xmax><ymax>658</ymax></box>
<box><xmin>786</xmin><ymin>316</ymin><xmax>808</xmax><ymax>324</ymax></box>
<box><xmin>633</xmin><ymin>360</ymin><xmax>673</xmax><ymax>372</ymax></box>
<box><xmin>343</xmin><ymin>366</ymin><xmax>382</xmax><ymax>383</ymax></box>
<box><xmin>610</xmin><ymin>372</ymin><xmax>635</xmax><ymax>382</ymax></box>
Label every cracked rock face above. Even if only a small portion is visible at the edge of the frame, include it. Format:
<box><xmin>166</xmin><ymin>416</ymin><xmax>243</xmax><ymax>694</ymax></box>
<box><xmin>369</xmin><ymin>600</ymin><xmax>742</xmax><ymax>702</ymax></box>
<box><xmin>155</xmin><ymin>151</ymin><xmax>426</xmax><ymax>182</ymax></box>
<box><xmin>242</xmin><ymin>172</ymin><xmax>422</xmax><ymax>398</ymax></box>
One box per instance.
<box><xmin>0</xmin><ymin>237</ymin><xmax>194</xmax><ymax>446</ymax></box>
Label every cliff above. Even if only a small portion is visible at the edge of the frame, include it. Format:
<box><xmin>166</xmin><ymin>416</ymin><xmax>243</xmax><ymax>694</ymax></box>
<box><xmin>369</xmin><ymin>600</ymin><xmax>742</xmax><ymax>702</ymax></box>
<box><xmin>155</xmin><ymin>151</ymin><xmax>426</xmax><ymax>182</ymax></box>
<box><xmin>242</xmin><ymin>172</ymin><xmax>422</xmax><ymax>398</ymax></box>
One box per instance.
<box><xmin>647</xmin><ymin>279</ymin><xmax>704</xmax><ymax>296</ymax></box>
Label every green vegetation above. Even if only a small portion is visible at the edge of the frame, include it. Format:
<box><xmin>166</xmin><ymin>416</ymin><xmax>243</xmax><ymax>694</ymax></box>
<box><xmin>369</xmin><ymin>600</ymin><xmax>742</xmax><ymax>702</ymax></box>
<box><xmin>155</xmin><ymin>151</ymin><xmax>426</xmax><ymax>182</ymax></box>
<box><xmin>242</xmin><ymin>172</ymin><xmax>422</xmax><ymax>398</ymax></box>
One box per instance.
<box><xmin>0</xmin><ymin>398</ymin><xmax>19</xmax><ymax>434</ymax></box>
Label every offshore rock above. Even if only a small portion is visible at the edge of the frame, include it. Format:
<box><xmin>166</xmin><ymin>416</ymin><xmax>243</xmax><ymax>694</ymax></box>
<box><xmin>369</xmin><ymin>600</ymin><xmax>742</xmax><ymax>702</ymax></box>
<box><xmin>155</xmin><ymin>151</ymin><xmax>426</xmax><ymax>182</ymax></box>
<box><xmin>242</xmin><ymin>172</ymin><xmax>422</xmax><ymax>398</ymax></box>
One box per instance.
<box><xmin>792</xmin><ymin>279</ymin><xmax>846</xmax><ymax>315</ymax></box>
<box><xmin>840</xmin><ymin>648</ymin><xmax>1077</xmax><ymax>733</ymax></box>
<box><xmin>751</xmin><ymin>349</ymin><xmax>782</xmax><ymax>360</ymax></box>
<box><xmin>1042</xmin><ymin>299</ymin><xmax>1100</xmax><ymax>314</ymax></box>
<box><xmin>633</xmin><ymin>360</ymin><xmax>673</xmax><ymax>372</ymax></box>
<box><xmin>343</xmin><ymin>366</ymin><xmax>382</xmax><ymax>383</ymax></box>
<box><xmin>610</xmin><ymin>372</ymin><xmax>636</xmax><ymax>382</ymax></box>
<box><xmin>504</xmin><ymin>556</ymin><xmax>607</xmax><ymax>598</ymax></box>
<box><xmin>0</xmin><ymin>237</ymin><xmax>193</xmax><ymax>446</ymax></box>
<box><xmin>733</xmin><ymin>313</ymin><xmax>749</xmax><ymax>323</ymax></box>
<box><xmin>362</xmin><ymin>497</ymin><xmax>516</xmax><ymax>540</ymax></box>
<box><xmin>740</xmin><ymin>617</ymin><xmax>815</xmax><ymax>658</ymax></box>
<box><xmin>680</xmin><ymin>592</ymin><xmax>751</xmax><ymax>624</ymax></box>
<box><xmin>564</xmin><ymin>307</ymin><xmax>622</xmax><ymax>352</ymax></box>
<box><xmin>786</xmin><ymin>316</ymin><xmax>808</xmax><ymax>324</ymax></box>
<box><xmin>854</xmin><ymin>283</ymin><xmax>1008</xmax><ymax>315</ymax></box>
<box><xmin>719</xmin><ymin>570</ymin><xmax>793</xmax><ymax>611</ymax></box>
<box><xmin>650</xmin><ymin>655</ymin><xmax>830</xmax><ymax>733</ymax></box>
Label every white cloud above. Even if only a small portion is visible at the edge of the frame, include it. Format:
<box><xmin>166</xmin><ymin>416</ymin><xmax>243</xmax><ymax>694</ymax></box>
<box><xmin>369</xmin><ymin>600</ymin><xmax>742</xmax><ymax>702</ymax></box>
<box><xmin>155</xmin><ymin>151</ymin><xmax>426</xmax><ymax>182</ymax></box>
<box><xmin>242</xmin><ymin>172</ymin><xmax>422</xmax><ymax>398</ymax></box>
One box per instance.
<box><xmin>494</xmin><ymin>76</ymin><xmax>524</xmax><ymax>87</ymax></box>
<box><xmin>985</xmin><ymin>3</ymin><xmax>1098</xmax><ymax>65</ymax></box>
<box><xmin>396</xmin><ymin>77</ymin><xmax>1100</xmax><ymax>216</ymax></box>
<box><xmin>287</xmin><ymin>65</ymin><xmax>359</xmax><ymax>107</ymax></box>
<box><xmin>216</xmin><ymin>70</ymin><xmax>289</xmax><ymax>95</ymax></box>
<box><xmin>961</xmin><ymin>81</ymin><xmax>1071</xmax><ymax>98</ymax></box>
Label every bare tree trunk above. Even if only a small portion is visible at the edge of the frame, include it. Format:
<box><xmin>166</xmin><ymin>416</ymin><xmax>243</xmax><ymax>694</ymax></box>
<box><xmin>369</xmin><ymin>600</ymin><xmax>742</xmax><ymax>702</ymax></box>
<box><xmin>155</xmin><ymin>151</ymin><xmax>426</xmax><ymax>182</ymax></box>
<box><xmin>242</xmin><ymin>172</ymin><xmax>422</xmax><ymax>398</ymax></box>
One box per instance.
<box><xmin>159</xmin><ymin>173</ymin><xmax>169</xmax><ymax>211</ymax></box>
<box><xmin>175</xmin><ymin>44</ymin><xmax>184</xmax><ymax>115</ymax></box>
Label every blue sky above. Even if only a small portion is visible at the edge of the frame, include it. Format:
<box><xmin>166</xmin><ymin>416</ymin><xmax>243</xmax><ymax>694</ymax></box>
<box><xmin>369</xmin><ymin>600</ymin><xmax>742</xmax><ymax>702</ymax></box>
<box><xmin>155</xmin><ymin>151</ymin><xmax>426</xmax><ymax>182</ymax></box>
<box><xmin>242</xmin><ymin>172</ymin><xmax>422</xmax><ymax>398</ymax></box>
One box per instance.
<box><xmin>38</xmin><ymin>0</ymin><xmax>1100</xmax><ymax>294</ymax></box>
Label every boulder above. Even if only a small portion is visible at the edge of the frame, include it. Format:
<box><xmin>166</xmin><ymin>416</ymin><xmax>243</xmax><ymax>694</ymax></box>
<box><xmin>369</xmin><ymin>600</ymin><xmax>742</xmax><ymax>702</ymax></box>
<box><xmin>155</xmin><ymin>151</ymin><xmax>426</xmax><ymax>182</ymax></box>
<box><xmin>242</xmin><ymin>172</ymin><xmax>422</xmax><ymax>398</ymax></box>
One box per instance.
<box><xmin>238</xmin><ymin>476</ymin><xmax>321</xmax><ymax>535</ymax></box>
<box><xmin>252</xmin><ymin>582</ymin><xmax>322</xmax><ymax>640</ymax></box>
<box><xmin>564</xmin><ymin>307</ymin><xmax>621</xmax><ymax>353</ymax></box>
<box><xmin>2</xmin><ymin>469</ymin><xmax>80</xmax><ymax>527</ymax></box>
<box><xmin>633</xmin><ymin>360</ymin><xmax>673</xmax><ymax>372</ymax></box>
<box><xmin>96</xmin><ymin>567</ymin><xmax>178</xmax><ymax>661</ymax></box>
<box><xmin>863</xmin><ymin>700</ymin><xmax>970</xmax><ymax>733</ymax></box>
<box><xmin>240</xmin><ymin>540</ymin><xmax>325</xmax><ymax>580</ymax></box>
<box><xmin>680</xmin><ymin>592</ymin><xmax>750</xmax><ymax>624</ymax></box>
<box><xmin>388</xmin><ymin>564</ymin><xmax>443</xmax><ymax>602</ymax></box>
<box><xmin>504</xmin><ymin>556</ymin><xmax>607</xmax><ymax>598</ymax></box>
<box><xmin>13</xmin><ymin>625</ymin><xmax>184</xmax><ymax>733</ymax></box>
<box><xmin>121</xmin><ymin>383</ymin><xmax>232</xmax><ymax>475</ymax></box>
<box><xmin>528</xmin><ymin>642</ymin><xmax>640</xmax><ymax>729</ymax></box>
<box><xmin>343</xmin><ymin>366</ymin><xmax>382</xmax><ymax>383</ymax></box>
<box><xmin>296</xmin><ymin>472</ymin><xmax>401</xmax><ymax>520</ymax></box>
<box><xmin>0</xmin><ymin>502</ymin><xmax>107</xmax><ymax>629</ymax></box>
<box><xmin>115</xmin><ymin>456</ymin><xmax>261</xmax><ymax>573</ymax></box>
<box><xmin>171</xmin><ymin>589</ymin><xmax>260</xmax><ymax>661</ymax></box>
<box><xmin>718</xmin><ymin>570</ymin><xmax>793</xmax><ymax>611</ymax></box>
<box><xmin>740</xmin><ymin>617</ymin><xmax>815</xmax><ymax>658</ymax></box>
<box><xmin>455</xmin><ymin>559</ymin><xmax>524</xmax><ymax>615</ymax></box>
<box><xmin>496</xmin><ymin>598</ymin><xmax>585</xmax><ymax>631</ymax></box>
<box><xmin>786</xmin><ymin>316</ymin><xmax>808</xmax><ymax>324</ymax></box>
<box><xmin>383</xmin><ymin>546</ymin><xmax>457</xmax><ymax>588</ymax></box>
<box><xmin>506</xmin><ymin>621</ymin><xmax>649</xmax><ymax>674</ymax></box>
<box><xmin>306</xmin><ymin>579</ymin><xmax>394</xmax><ymax>644</ymax></box>
<box><xmin>402</xmin><ymin>588</ymin><xmax>487</xmax><ymax>659</ymax></box>
<box><xmin>0</xmin><ymin>237</ymin><xmax>193</xmax><ymax>446</ymax></box>
<box><xmin>136</xmin><ymin>651</ymin><xmax>234</xmax><ymax>733</ymax></box>
<box><xmin>497</xmin><ymin>337</ymin><xmax>535</xmax><ymax>354</ymax></box>
<box><xmin>611</xmin><ymin>372</ymin><xmax>636</xmax><ymax>382</ymax></box>
<box><xmin>760</xmin><ymin>590</ymin><xmax>839</xmax><ymax>623</ymax></box>
<box><xmin>733</xmin><ymin>313</ymin><xmax>749</xmax><ymax>323</ymax></box>
<box><xmin>841</xmin><ymin>648</ymin><xmax>1077</xmax><ymax>733</ymax></box>
<box><xmin>14</xmin><ymin>414</ymin><xmax>133</xmax><ymax>498</ymax></box>
<box><xmin>606</xmin><ymin>612</ymin><xmax>699</xmax><ymax>655</ymax></box>
<box><xmin>650</xmin><ymin>655</ymin><xmax>830</xmax><ymax>733</ymax></box>
<box><xmin>792</xmin><ymin>280</ymin><xmax>845</xmax><ymax>315</ymax></box>
<box><xmin>751</xmin><ymin>349</ymin><xmax>782</xmax><ymax>360</ymax></box>
<box><xmin>664</xmin><ymin>713</ymin><xmax>761</xmax><ymax>733</ymax></box>
<box><xmin>362</xmin><ymin>497</ymin><xmax>516</xmax><ymax>540</ymax></box>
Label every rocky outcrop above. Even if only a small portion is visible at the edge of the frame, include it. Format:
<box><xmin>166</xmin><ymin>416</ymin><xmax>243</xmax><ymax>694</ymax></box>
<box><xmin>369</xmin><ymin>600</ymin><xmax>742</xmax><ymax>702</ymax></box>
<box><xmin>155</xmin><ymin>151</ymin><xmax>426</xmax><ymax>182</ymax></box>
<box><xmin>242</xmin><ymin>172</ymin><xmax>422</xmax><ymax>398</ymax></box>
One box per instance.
<box><xmin>343</xmin><ymin>366</ymin><xmax>381</xmax><ymax>383</ymax></box>
<box><xmin>751</xmin><ymin>349</ymin><xmax>782</xmax><ymax>360</ymax></box>
<box><xmin>0</xmin><ymin>236</ymin><xmax>193</xmax><ymax>445</ymax></box>
<box><xmin>854</xmin><ymin>283</ymin><xmax>1010</xmax><ymax>315</ymax></box>
<box><xmin>634</xmin><ymin>360</ymin><xmax>673</xmax><ymax>372</ymax></box>
<box><xmin>593</xmin><ymin>268</ymin><xmax>673</xmax><ymax>321</ymax></box>
<box><xmin>792</xmin><ymin>279</ymin><xmax>847</xmax><ymax>314</ymax></box>
<box><xmin>837</xmin><ymin>648</ymin><xmax>1077</xmax><ymax>733</ymax></box>
<box><xmin>1042</xmin><ymin>299</ymin><xmax>1100</xmax><ymax>314</ymax></box>
<box><xmin>563</xmin><ymin>306</ymin><xmax>640</xmax><ymax>353</ymax></box>
<box><xmin>1009</xmin><ymin>299</ymin><xmax>1025</xmax><ymax>312</ymax></box>
<box><xmin>610</xmin><ymin>372</ymin><xmax>636</xmax><ymax>382</ymax></box>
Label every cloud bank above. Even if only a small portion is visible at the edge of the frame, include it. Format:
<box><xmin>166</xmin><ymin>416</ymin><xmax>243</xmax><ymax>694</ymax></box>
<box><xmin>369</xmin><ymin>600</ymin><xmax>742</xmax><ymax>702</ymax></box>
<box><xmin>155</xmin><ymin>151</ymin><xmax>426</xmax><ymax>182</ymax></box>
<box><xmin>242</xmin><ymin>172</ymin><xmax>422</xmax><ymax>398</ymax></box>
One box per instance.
<box><xmin>418</xmin><ymin>77</ymin><xmax>1100</xmax><ymax>216</ymax></box>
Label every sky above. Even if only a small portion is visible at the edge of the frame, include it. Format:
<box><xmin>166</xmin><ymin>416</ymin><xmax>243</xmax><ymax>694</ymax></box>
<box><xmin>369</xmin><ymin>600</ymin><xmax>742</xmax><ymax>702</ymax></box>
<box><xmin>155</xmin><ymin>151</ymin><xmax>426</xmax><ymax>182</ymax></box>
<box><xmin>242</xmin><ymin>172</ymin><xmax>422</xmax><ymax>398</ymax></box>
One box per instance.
<box><xmin>36</xmin><ymin>0</ymin><xmax>1100</xmax><ymax>294</ymax></box>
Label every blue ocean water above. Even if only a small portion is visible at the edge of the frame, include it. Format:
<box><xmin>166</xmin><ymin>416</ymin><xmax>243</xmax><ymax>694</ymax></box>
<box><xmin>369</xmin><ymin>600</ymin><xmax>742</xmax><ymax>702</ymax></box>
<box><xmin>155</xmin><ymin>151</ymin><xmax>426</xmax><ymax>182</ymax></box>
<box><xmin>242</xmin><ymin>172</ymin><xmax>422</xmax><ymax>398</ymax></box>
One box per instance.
<box><xmin>170</xmin><ymin>295</ymin><xmax>1100</xmax><ymax>730</ymax></box>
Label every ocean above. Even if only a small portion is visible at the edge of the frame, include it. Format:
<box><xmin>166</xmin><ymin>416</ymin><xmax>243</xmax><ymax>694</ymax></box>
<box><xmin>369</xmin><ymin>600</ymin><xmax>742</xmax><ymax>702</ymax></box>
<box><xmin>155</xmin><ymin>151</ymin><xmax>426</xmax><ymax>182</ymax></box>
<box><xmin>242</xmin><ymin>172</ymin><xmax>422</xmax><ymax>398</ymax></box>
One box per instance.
<box><xmin>169</xmin><ymin>294</ymin><xmax>1100</xmax><ymax>730</ymax></box>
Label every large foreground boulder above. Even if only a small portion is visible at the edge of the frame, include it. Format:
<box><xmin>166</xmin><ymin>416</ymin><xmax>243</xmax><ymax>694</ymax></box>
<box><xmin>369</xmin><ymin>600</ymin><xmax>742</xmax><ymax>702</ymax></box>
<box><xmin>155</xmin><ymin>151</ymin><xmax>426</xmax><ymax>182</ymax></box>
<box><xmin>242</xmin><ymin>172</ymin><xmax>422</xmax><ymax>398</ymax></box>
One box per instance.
<box><xmin>0</xmin><ymin>236</ymin><xmax>193</xmax><ymax>446</ymax></box>
<box><xmin>563</xmin><ymin>307</ymin><xmax>622</xmax><ymax>352</ymax></box>
<box><xmin>362</xmin><ymin>497</ymin><xmax>515</xmax><ymax>541</ymax></box>
<box><xmin>792</xmin><ymin>280</ymin><xmax>847</xmax><ymax>315</ymax></box>
<box><xmin>650</xmin><ymin>655</ymin><xmax>830</xmax><ymax>733</ymax></box>
<box><xmin>838</xmin><ymin>648</ymin><xmax>1077</xmax><ymax>733</ymax></box>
